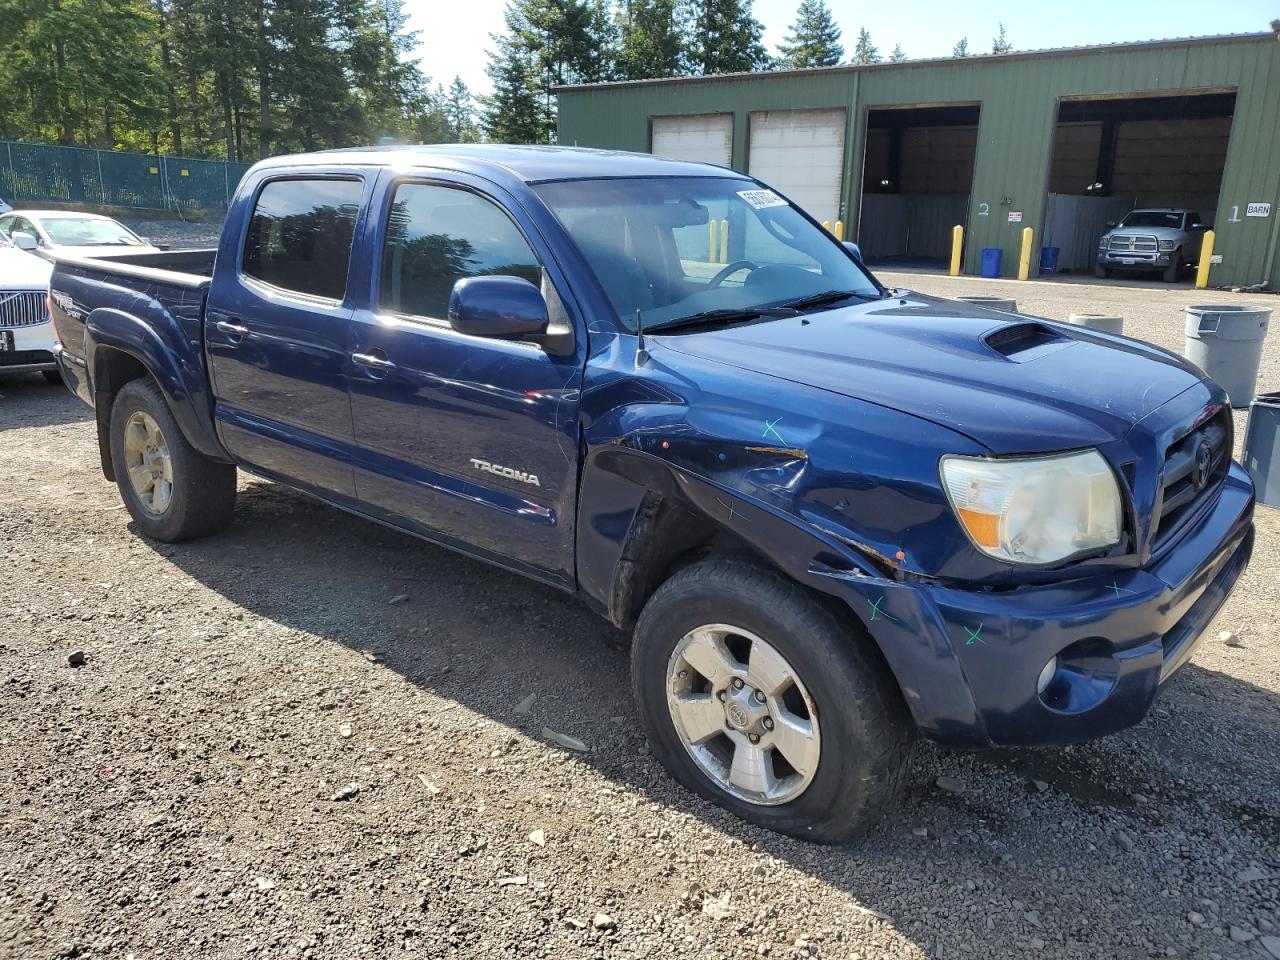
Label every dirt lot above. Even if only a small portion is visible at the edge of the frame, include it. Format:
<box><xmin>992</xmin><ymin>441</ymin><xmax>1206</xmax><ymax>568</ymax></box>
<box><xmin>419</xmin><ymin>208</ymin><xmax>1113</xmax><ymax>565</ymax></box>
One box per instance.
<box><xmin>2</xmin><ymin>277</ymin><xmax>1279</xmax><ymax>960</ymax></box>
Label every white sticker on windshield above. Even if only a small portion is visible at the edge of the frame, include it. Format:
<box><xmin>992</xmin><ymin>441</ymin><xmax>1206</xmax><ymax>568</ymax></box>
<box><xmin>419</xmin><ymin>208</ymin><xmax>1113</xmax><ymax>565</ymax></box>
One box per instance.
<box><xmin>737</xmin><ymin>189</ymin><xmax>787</xmax><ymax>209</ymax></box>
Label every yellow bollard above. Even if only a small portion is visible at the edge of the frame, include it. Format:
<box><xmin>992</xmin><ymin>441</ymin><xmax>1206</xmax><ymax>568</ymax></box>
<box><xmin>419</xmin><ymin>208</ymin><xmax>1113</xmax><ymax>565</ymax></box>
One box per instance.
<box><xmin>834</xmin><ymin>220</ymin><xmax>844</xmax><ymax>241</ymax></box>
<box><xmin>708</xmin><ymin>219</ymin><xmax>718</xmax><ymax>262</ymax></box>
<box><xmin>719</xmin><ymin>219</ymin><xmax>728</xmax><ymax>263</ymax></box>
<box><xmin>822</xmin><ymin>220</ymin><xmax>831</xmax><ymax>233</ymax></box>
<box><xmin>949</xmin><ymin>224</ymin><xmax>964</xmax><ymax>277</ymax></box>
<box><xmin>1195</xmin><ymin>230</ymin><xmax>1215</xmax><ymax>289</ymax></box>
<box><xmin>1017</xmin><ymin>226</ymin><xmax>1034</xmax><ymax>281</ymax></box>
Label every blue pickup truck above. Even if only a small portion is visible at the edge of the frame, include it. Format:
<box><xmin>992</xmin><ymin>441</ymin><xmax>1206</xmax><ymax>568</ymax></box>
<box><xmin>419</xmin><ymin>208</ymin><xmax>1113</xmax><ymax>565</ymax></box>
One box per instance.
<box><xmin>48</xmin><ymin>145</ymin><xmax>1255</xmax><ymax>842</ymax></box>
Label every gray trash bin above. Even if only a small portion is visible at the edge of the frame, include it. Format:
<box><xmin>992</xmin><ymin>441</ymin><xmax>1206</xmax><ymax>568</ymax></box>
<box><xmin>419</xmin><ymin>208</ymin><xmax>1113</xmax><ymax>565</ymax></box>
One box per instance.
<box><xmin>958</xmin><ymin>295</ymin><xmax>1017</xmax><ymax>312</ymax></box>
<box><xmin>1183</xmin><ymin>305</ymin><xmax>1271</xmax><ymax>407</ymax></box>
<box><xmin>1243</xmin><ymin>392</ymin><xmax>1280</xmax><ymax>508</ymax></box>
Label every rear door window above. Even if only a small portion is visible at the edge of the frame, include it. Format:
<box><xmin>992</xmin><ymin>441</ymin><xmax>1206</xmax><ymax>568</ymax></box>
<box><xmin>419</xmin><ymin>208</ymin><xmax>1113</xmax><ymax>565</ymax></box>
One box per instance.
<box><xmin>379</xmin><ymin>182</ymin><xmax>542</xmax><ymax>321</ymax></box>
<box><xmin>242</xmin><ymin>178</ymin><xmax>363</xmax><ymax>301</ymax></box>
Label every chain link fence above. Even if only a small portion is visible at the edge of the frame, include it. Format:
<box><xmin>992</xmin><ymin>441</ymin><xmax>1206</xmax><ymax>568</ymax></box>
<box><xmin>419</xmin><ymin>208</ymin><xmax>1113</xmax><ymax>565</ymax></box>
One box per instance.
<box><xmin>0</xmin><ymin>141</ymin><xmax>253</xmax><ymax>213</ymax></box>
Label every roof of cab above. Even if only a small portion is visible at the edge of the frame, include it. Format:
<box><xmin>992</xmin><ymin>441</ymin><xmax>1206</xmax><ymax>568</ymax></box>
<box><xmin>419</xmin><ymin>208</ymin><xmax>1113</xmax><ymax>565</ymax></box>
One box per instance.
<box><xmin>254</xmin><ymin>144</ymin><xmax>747</xmax><ymax>184</ymax></box>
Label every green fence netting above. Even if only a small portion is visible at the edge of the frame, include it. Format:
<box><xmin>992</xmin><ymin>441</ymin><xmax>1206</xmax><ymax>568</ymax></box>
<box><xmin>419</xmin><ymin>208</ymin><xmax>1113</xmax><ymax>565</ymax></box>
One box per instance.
<box><xmin>0</xmin><ymin>142</ymin><xmax>252</xmax><ymax>212</ymax></box>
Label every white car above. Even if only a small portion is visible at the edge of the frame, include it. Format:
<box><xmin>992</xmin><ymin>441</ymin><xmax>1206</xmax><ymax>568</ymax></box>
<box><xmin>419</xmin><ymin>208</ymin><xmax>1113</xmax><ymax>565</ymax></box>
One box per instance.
<box><xmin>0</xmin><ymin>232</ymin><xmax>58</xmax><ymax>383</ymax></box>
<box><xmin>0</xmin><ymin>210</ymin><xmax>155</xmax><ymax>258</ymax></box>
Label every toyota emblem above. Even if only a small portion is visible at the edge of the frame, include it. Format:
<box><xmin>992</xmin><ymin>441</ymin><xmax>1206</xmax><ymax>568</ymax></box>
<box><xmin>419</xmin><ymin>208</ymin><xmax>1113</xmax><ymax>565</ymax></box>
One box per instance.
<box><xmin>1193</xmin><ymin>439</ymin><xmax>1213</xmax><ymax>491</ymax></box>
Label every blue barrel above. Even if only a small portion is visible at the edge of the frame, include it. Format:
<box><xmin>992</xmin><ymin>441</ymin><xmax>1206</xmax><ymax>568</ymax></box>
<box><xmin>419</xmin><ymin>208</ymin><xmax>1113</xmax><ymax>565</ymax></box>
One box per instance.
<box><xmin>980</xmin><ymin>247</ymin><xmax>1003</xmax><ymax>278</ymax></box>
<box><xmin>1039</xmin><ymin>246</ymin><xmax>1061</xmax><ymax>275</ymax></box>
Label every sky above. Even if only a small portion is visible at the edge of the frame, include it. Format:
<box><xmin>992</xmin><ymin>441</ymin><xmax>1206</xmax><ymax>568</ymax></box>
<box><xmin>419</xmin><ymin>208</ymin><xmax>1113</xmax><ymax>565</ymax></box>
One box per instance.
<box><xmin>404</xmin><ymin>0</ymin><xmax>1279</xmax><ymax>97</ymax></box>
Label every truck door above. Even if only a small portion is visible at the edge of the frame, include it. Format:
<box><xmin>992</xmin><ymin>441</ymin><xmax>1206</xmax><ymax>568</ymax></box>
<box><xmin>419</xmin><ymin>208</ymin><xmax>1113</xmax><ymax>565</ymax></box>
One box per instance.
<box><xmin>205</xmin><ymin>171</ymin><xmax>371</xmax><ymax>500</ymax></box>
<box><xmin>347</xmin><ymin>173</ymin><xmax>585</xmax><ymax>588</ymax></box>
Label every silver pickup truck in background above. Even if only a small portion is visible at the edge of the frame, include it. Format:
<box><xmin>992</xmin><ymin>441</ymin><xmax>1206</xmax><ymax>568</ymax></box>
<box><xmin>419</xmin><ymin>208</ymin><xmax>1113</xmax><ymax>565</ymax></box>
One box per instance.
<box><xmin>1095</xmin><ymin>208</ymin><xmax>1208</xmax><ymax>283</ymax></box>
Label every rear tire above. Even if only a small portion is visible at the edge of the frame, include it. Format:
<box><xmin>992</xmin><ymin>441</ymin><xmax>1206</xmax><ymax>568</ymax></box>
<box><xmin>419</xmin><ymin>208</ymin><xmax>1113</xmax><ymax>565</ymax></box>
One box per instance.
<box><xmin>109</xmin><ymin>378</ymin><xmax>236</xmax><ymax>542</ymax></box>
<box><xmin>631</xmin><ymin>557</ymin><xmax>914</xmax><ymax>843</ymax></box>
<box><xmin>43</xmin><ymin>369</ymin><xmax>63</xmax><ymax>386</ymax></box>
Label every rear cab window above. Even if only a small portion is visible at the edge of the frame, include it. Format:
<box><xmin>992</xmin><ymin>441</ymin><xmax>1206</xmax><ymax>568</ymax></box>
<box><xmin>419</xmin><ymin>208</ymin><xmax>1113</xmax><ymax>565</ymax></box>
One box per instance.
<box><xmin>242</xmin><ymin>178</ymin><xmax>363</xmax><ymax>301</ymax></box>
<box><xmin>379</xmin><ymin>181</ymin><xmax>543</xmax><ymax>321</ymax></box>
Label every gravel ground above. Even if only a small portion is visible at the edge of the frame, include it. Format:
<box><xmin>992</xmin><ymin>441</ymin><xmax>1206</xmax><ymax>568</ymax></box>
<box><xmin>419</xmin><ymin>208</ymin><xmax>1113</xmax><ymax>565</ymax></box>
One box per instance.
<box><xmin>1</xmin><ymin>276</ymin><xmax>1279</xmax><ymax>960</ymax></box>
<box><xmin>119</xmin><ymin>217</ymin><xmax>223</xmax><ymax>249</ymax></box>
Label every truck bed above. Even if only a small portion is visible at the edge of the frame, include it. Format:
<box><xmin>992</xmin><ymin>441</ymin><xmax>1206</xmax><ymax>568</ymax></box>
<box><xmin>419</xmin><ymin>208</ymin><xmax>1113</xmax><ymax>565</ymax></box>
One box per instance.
<box><xmin>48</xmin><ymin>247</ymin><xmax>218</xmax><ymax>287</ymax></box>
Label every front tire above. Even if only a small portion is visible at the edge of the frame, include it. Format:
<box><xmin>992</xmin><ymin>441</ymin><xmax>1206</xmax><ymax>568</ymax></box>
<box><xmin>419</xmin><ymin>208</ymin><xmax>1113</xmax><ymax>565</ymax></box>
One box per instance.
<box><xmin>1094</xmin><ymin>264</ymin><xmax>1111</xmax><ymax>279</ymax></box>
<box><xmin>631</xmin><ymin>558</ymin><xmax>914</xmax><ymax>843</ymax></box>
<box><xmin>109</xmin><ymin>378</ymin><xmax>237</xmax><ymax>542</ymax></box>
<box><xmin>1162</xmin><ymin>256</ymin><xmax>1181</xmax><ymax>283</ymax></box>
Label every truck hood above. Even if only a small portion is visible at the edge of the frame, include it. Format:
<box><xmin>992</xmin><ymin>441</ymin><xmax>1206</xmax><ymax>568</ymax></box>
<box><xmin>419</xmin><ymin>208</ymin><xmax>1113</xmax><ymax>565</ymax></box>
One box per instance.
<box><xmin>654</xmin><ymin>292</ymin><xmax>1204</xmax><ymax>454</ymax></box>
<box><xmin>1106</xmin><ymin>226</ymin><xmax>1187</xmax><ymax>241</ymax></box>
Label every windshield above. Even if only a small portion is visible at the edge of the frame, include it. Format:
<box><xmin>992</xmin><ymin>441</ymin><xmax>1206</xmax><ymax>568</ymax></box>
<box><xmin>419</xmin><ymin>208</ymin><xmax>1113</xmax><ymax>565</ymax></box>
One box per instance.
<box><xmin>41</xmin><ymin>217</ymin><xmax>145</xmax><ymax>247</ymax></box>
<box><xmin>535</xmin><ymin>177</ymin><xmax>882</xmax><ymax>332</ymax></box>
<box><xmin>1120</xmin><ymin>211</ymin><xmax>1183</xmax><ymax>229</ymax></box>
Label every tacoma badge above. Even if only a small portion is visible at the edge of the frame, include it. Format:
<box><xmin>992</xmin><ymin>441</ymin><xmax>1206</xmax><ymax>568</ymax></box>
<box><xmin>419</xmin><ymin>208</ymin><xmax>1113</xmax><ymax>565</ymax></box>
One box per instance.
<box><xmin>470</xmin><ymin>458</ymin><xmax>540</xmax><ymax>487</ymax></box>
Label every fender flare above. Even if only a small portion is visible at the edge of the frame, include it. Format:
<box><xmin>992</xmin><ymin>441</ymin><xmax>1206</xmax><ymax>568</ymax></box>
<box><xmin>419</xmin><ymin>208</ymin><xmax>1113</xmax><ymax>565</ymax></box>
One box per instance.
<box><xmin>86</xmin><ymin>307</ymin><xmax>229</xmax><ymax>464</ymax></box>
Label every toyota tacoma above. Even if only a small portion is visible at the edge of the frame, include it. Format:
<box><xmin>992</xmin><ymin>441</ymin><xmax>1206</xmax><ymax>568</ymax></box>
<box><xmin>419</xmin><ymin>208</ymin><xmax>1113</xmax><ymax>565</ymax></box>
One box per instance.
<box><xmin>47</xmin><ymin>146</ymin><xmax>1255</xmax><ymax>842</ymax></box>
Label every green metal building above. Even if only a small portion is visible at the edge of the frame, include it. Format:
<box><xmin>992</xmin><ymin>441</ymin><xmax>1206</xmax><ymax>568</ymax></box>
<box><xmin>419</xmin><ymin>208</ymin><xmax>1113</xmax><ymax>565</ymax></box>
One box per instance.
<box><xmin>556</xmin><ymin>32</ymin><xmax>1280</xmax><ymax>288</ymax></box>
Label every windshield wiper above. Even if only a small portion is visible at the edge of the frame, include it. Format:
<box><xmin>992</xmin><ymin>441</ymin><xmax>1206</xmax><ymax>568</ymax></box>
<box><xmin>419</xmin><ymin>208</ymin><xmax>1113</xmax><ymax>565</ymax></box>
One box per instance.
<box><xmin>648</xmin><ymin>305</ymin><xmax>798</xmax><ymax>333</ymax></box>
<box><xmin>774</xmin><ymin>289</ymin><xmax>879</xmax><ymax>311</ymax></box>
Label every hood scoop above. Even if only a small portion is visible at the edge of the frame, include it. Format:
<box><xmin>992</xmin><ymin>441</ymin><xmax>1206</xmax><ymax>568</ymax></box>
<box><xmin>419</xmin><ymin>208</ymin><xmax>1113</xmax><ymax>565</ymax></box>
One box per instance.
<box><xmin>983</xmin><ymin>322</ymin><xmax>1074</xmax><ymax>362</ymax></box>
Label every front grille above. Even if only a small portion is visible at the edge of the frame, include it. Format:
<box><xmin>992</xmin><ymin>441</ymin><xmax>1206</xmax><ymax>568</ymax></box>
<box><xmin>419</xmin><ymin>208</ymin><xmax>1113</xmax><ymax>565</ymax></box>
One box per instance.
<box><xmin>0</xmin><ymin>291</ymin><xmax>48</xmax><ymax>328</ymax></box>
<box><xmin>1109</xmin><ymin>235</ymin><xmax>1158</xmax><ymax>253</ymax></box>
<box><xmin>1152</xmin><ymin>407</ymin><xmax>1231</xmax><ymax>547</ymax></box>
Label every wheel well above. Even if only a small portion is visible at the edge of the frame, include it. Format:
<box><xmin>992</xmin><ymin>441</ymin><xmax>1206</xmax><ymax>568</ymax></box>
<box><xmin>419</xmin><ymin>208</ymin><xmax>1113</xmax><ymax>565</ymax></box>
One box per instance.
<box><xmin>92</xmin><ymin>347</ymin><xmax>151</xmax><ymax>482</ymax></box>
<box><xmin>610</xmin><ymin>496</ymin><xmax>756</xmax><ymax>630</ymax></box>
<box><xmin>612</xmin><ymin>497</ymin><xmax>909</xmax><ymax>716</ymax></box>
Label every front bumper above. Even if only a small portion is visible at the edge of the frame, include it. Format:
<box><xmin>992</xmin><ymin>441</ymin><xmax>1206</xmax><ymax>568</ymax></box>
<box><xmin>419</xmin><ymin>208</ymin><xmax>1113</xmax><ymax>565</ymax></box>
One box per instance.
<box><xmin>829</xmin><ymin>462</ymin><xmax>1254</xmax><ymax>748</ymax></box>
<box><xmin>0</xmin><ymin>318</ymin><xmax>58</xmax><ymax>372</ymax></box>
<box><xmin>1098</xmin><ymin>251</ymin><xmax>1173</xmax><ymax>268</ymax></box>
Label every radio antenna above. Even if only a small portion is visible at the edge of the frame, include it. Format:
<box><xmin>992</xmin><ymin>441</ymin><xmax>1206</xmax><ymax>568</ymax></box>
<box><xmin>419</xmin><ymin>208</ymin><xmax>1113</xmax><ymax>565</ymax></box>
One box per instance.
<box><xmin>635</xmin><ymin>308</ymin><xmax>649</xmax><ymax>366</ymax></box>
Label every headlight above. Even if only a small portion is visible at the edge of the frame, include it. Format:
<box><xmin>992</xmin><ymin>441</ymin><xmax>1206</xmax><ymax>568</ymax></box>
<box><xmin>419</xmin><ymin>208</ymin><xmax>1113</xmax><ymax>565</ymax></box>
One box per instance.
<box><xmin>940</xmin><ymin>450</ymin><xmax>1122</xmax><ymax>564</ymax></box>
<box><xmin>1158</xmin><ymin>240</ymin><xmax>1176</xmax><ymax>251</ymax></box>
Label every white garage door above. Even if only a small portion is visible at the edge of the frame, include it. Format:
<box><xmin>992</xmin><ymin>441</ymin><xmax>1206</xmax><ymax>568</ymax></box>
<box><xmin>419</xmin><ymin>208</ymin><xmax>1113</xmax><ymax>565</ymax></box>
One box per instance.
<box><xmin>650</xmin><ymin>114</ymin><xmax>733</xmax><ymax>167</ymax></box>
<box><xmin>747</xmin><ymin>109</ymin><xmax>846</xmax><ymax>223</ymax></box>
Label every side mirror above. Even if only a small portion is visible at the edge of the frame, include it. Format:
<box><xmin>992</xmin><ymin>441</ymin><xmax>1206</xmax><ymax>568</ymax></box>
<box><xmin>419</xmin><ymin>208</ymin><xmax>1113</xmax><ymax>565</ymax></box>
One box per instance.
<box><xmin>1104</xmin><ymin>221</ymin><xmax>1117</xmax><ymax>229</ymax></box>
<box><xmin>448</xmin><ymin>275</ymin><xmax>549</xmax><ymax>339</ymax></box>
<box><xmin>842</xmin><ymin>240</ymin><xmax>864</xmax><ymax>263</ymax></box>
<box><xmin>12</xmin><ymin>232</ymin><xmax>38</xmax><ymax>251</ymax></box>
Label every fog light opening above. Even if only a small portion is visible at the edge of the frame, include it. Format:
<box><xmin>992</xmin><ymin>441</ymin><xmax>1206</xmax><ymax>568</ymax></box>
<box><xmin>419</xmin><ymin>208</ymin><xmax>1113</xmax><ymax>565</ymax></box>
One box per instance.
<box><xmin>1036</xmin><ymin>656</ymin><xmax>1059</xmax><ymax>696</ymax></box>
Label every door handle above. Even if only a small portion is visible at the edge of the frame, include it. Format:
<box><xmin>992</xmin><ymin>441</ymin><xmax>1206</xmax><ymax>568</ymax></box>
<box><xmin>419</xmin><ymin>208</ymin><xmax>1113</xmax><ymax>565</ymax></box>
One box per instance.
<box><xmin>351</xmin><ymin>352</ymin><xmax>397</xmax><ymax>372</ymax></box>
<box><xmin>216</xmin><ymin>319</ymin><xmax>249</xmax><ymax>338</ymax></box>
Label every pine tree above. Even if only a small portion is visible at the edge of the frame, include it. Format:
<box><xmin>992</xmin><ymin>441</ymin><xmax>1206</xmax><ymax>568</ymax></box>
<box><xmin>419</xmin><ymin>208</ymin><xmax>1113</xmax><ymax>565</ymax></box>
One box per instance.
<box><xmin>483</xmin><ymin>35</ymin><xmax>553</xmax><ymax>143</ymax></box>
<box><xmin>851</xmin><ymin>27</ymin><xmax>879</xmax><ymax>65</ymax></box>
<box><xmin>952</xmin><ymin>37</ymin><xmax>970</xmax><ymax>57</ymax></box>
<box><xmin>616</xmin><ymin>0</ymin><xmax>687</xmax><ymax>80</ymax></box>
<box><xmin>443</xmin><ymin>77</ymin><xmax>477</xmax><ymax>142</ymax></box>
<box><xmin>776</xmin><ymin>0</ymin><xmax>842</xmax><ymax>68</ymax></box>
<box><xmin>991</xmin><ymin>22</ymin><xmax>1010</xmax><ymax>54</ymax></box>
<box><xmin>683</xmin><ymin>0</ymin><xmax>771</xmax><ymax>75</ymax></box>
<box><xmin>492</xmin><ymin>0</ymin><xmax>617</xmax><ymax>135</ymax></box>
<box><xmin>888</xmin><ymin>42</ymin><xmax>906</xmax><ymax>62</ymax></box>
<box><xmin>348</xmin><ymin>0</ymin><xmax>431</xmax><ymax>144</ymax></box>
